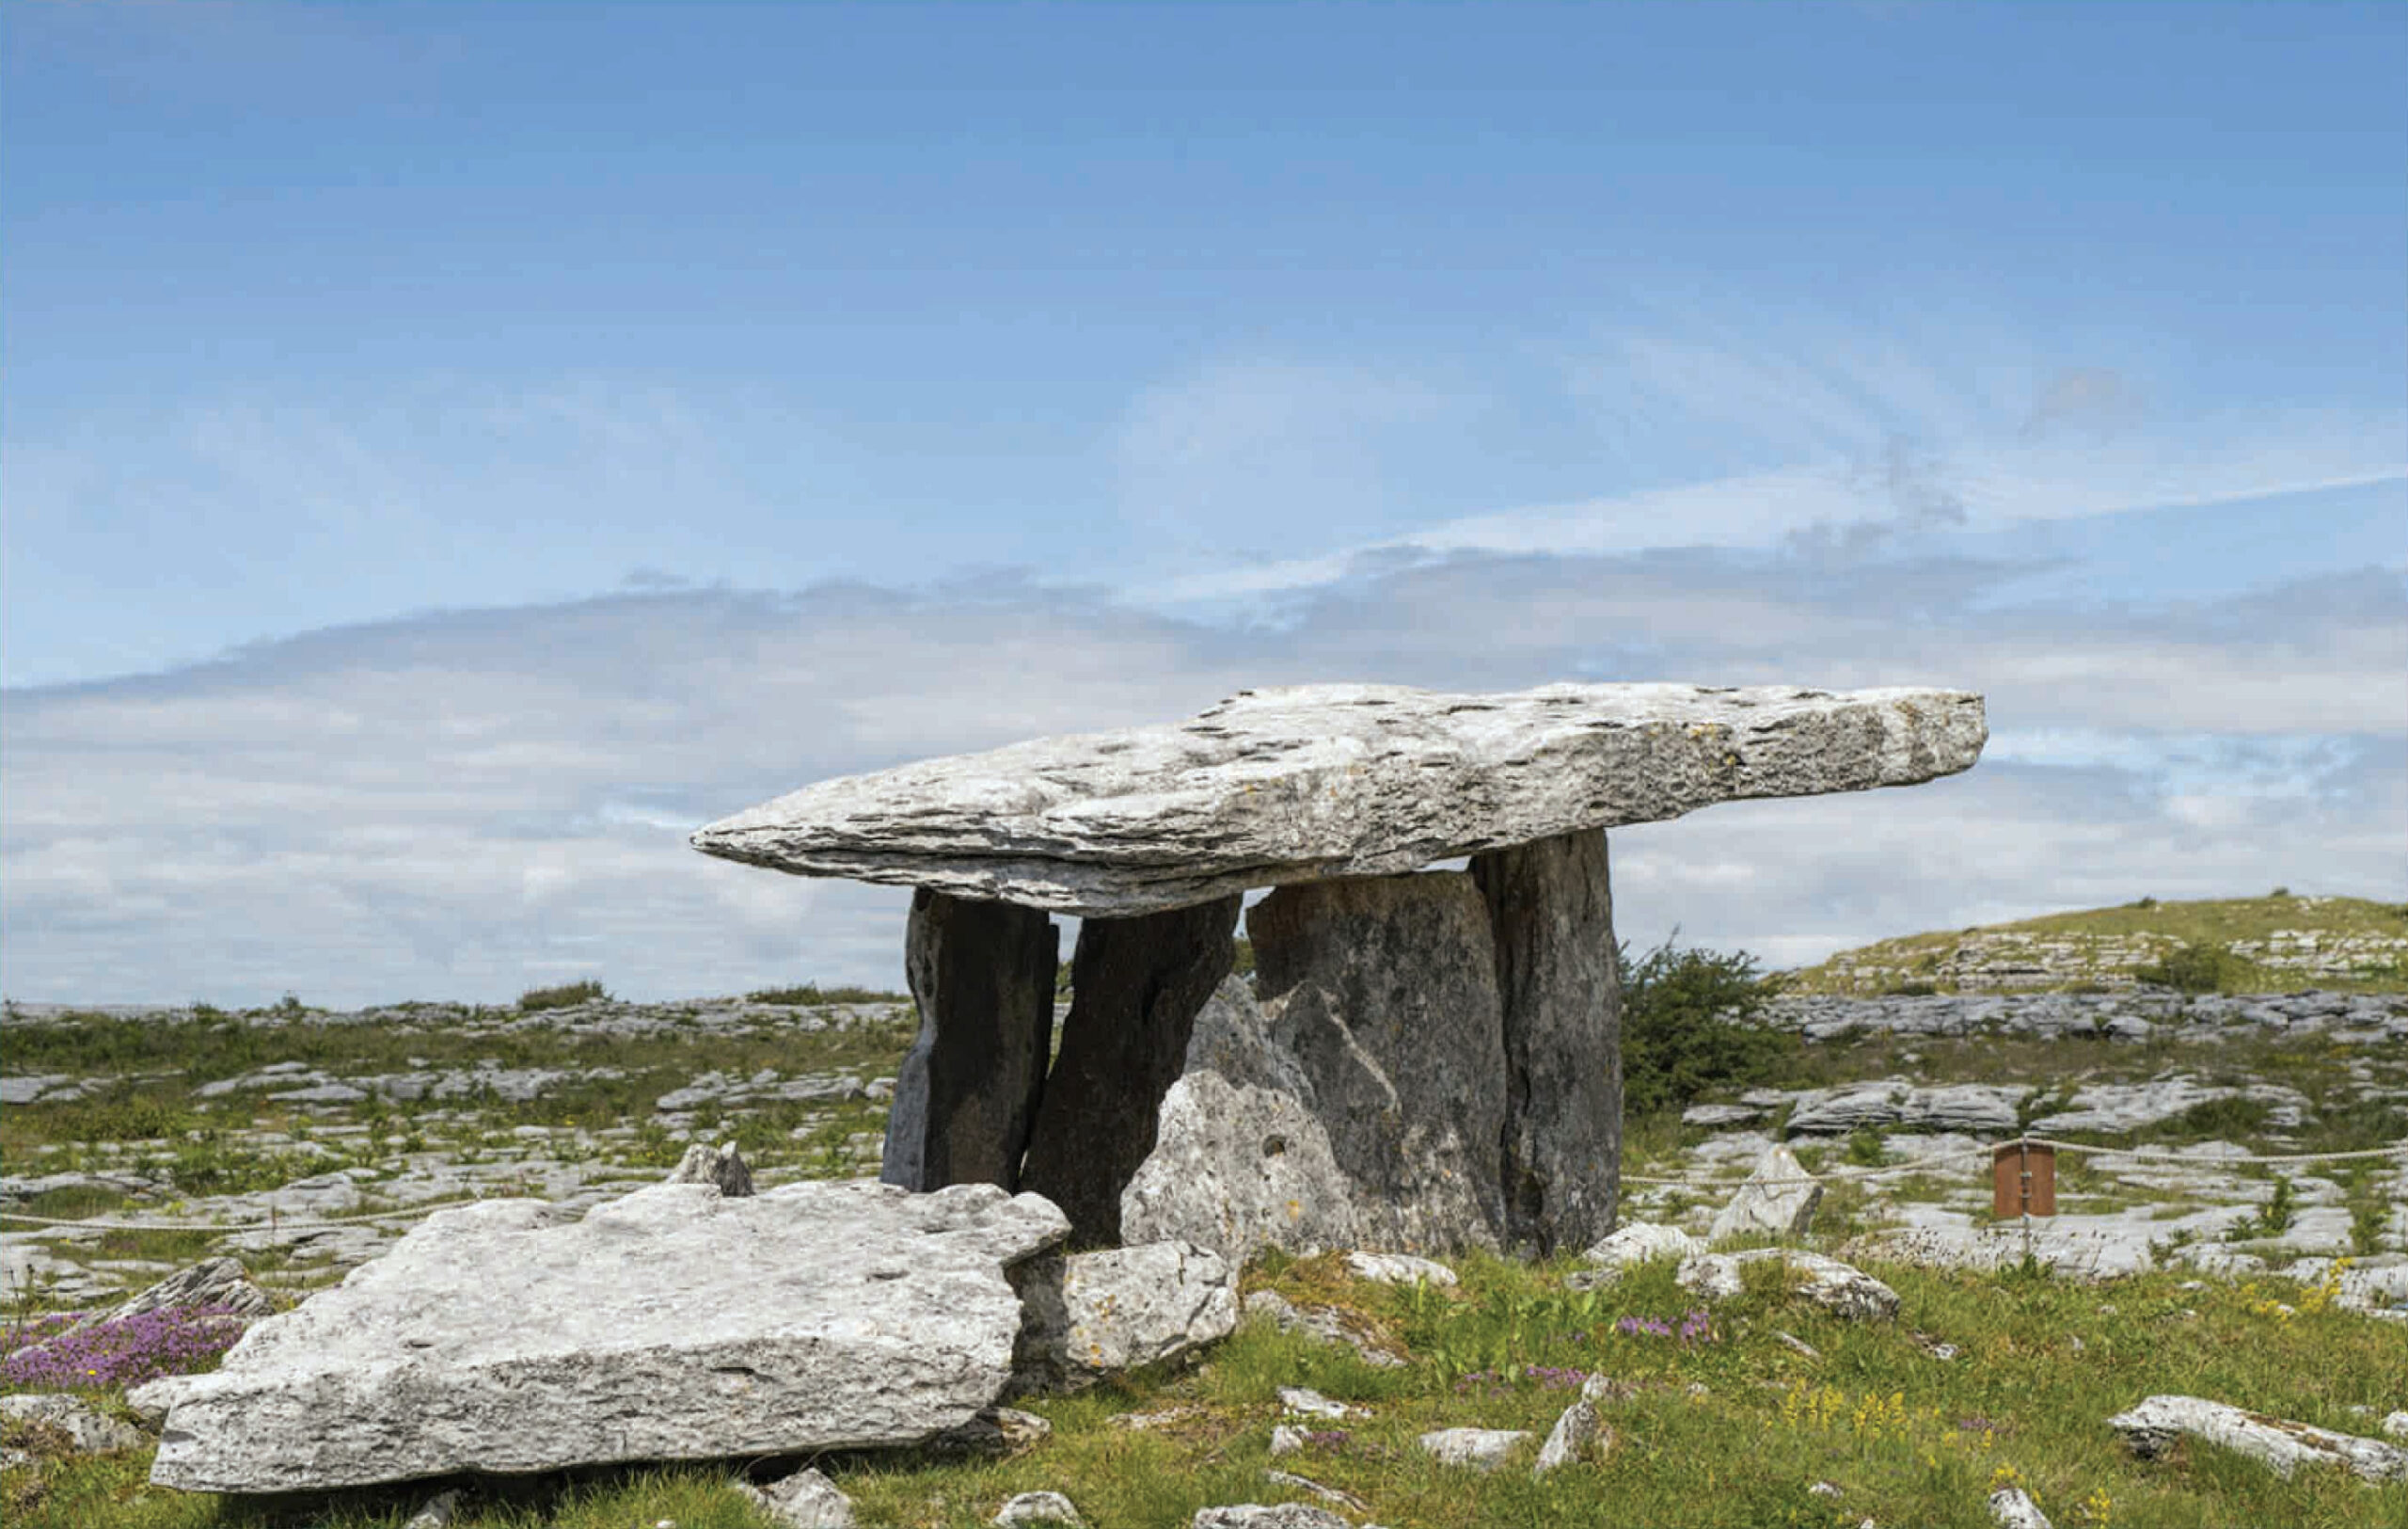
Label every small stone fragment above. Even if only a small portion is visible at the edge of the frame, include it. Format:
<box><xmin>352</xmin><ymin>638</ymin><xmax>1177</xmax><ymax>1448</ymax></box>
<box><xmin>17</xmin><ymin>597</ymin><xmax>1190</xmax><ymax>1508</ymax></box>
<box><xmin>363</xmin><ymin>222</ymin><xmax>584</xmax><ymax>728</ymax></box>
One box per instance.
<box><xmin>2108</xmin><ymin>1394</ymin><xmax>2407</xmax><ymax>1484</ymax></box>
<box><xmin>927</xmin><ymin>1406</ymin><xmax>1053</xmax><ymax>1456</ymax></box>
<box><xmin>743</xmin><ymin>1467</ymin><xmax>856</xmax><ymax>1529</ymax></box>
<box><xmin>1262</xmin><ymin>1470</ymin><xmax>1366</xmax><ymax>1510</ymax></box>
<box><xmin>1268</xmin><ymin>1424</ymin><xmax>1307</xmax><ymax>1457</ymax></box>
<box><xmin>1190</xmin><ymin>1506</ymin><xmax>1353</xmax><ymax>1529</ymax></box>
<box><xmin>1678</xmin><ymin>1250</ymin><xmax>1899</xmax><ymax>1322</ymax></box>
<box><xmin>662</xmin><ymin>1141</ymin><xmax>753</xmax><ymax>1197</ymax></box>
<box><xmin>1578</xmin><ymin>1221</ymin><xmax>1704</xmax><ymax>1278</ymax></box>
<box><xmin>1532</xmin><ymin>1398</ymin><xmax>1609</xmax><ymax>1473</ymax></box>
<box><xmin>403</xmin><ymin>1489</ymin><xmax>461</xmax><ymax>1529</ymax></box>
<box><xmin>992</xmin><ymin>1490</ymin><xmax>1084</xmax><ymax>1526</ymax></box>
<box><xmin>1342</xmin><ymin>1250</ymin><xmax>1458</xmax><ymax>1286</ymax></box>
<box><xmin>77</xmin><ymin>1256</ymin><xmax>277</xmax><ymax>1330</ymax></box>
<box><xmin>1809</xmin><ymin>1481</ymin><xmax>1843</xmax><ymax>1498</ymax></box>
<box><xmin>1773</xmin><ymin>1330</ymin><xmax>1822</xmax><ymax>1361</ymax></box>
<box><xmin>2384</xmin><ymin>1411</ymin><xmax>2408</xmax><ymax>1441</ymax></box>
<box><xmin>1243</xmin><ymin>1290</ymin><xmax>1408</xmax><ymax>1368</ymax></box>
<box><xmin>0</xmin><ymin>1394</ymin><xmax>147</xmax><ymax>1455</ymax></box>
<box><xmin>1708</xmin><ymin>1143</ymin><xmax>1824</xmax><ymax>1242</ymax></box>
<box><xmin>1419</xmin><ymin>1426</ymin><xmax>1531</xmax><ymax>1471</ymax></box>
<box><xmin>1988</xmin><ymin>1485</ymin><xmax>2054</xmax><ymax>1529</ymax></box>
<box><xmin>1277</xmin><ymin>1386</ymin><xmax>1366</xmax><ymax>1421</ymax></box>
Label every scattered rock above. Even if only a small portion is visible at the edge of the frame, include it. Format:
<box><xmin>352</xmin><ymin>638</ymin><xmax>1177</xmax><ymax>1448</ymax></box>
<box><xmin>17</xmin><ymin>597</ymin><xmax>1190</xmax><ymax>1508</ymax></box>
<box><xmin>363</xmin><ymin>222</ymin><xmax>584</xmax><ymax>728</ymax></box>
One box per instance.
<box><xmin>2384</xmin><ymin>1411</ymin><xmax>2408</xmax><ymax>1442</ymax></box>
<box><xmin>1010</xmin><ymin>1241</ymin><xmax>1237</xmax><ymax>1394</ymax></box>
<box><xmin>1577</xmin><ymin>1221</ymin><xmax>1703</xmax><ymax>1280</ymax></box>
<box><xmin>1278</xmin><ymin>1386</ymin><xmax>1367</xmax><ymax>1421</ymax></box>
<box><xmin>1707</xmin><ymin>1143</ymin><xmax>1823</xmax><ymax>1242</ymax></box>
<box><xmin>1419</xmin><ymin>1426</ymin><xmax>1531</xmax><ymax>1471</ymax></box>
<box><xmin>1269</xmin><ymin>1423</ymin><xmax>1307</xmax><ymax>1457</ymax></box>
<box><xmin>1191</xmin><ymin>1506</ymin><xmax>1353</xmax><ymax>1529</ymax></box>
<box><xmin>0</xmin><ymin>1394</ymin><xmax>147</xmax><ymax>1454</ymax></box>
<box><xmin>2108</xmin><ymin>1394</ymin><xmax>2407</xmax><ymax>1484</ymax></box>
<box><xmin>741</xmin><ymin>1467</ymin><xmax>856</xmax><ymax>1529</ymax></box>
<box><xmin>1678</xmin><ymin>1250</ymin><xmax>1899</xmax><ymax>1321</ymax></box>
<box><xmin>1342</xmin><ymin>1251</ymin><xmax>1458</xmax><ymax>1286</ymax></box>
<box><xmin>1533</xmin><ymin>1398</ymin><xmax>1610</xmax><ymax>1473</ymax></box>
<box><xmin>1682</xmin><ymin>1103</ymin><xmax>1763</xmax><ymax>1127</ymax></box>
<box><xmin>1242</xmin><ymin>1289</ymin><xmax>1408</xmax><ymax>1369</ymax></box>
<box><xmin>1262</xmin><ymin>1470</ymin><xmax>1367</xmax><ymax>1510</ymax></box>
<box><xmin>1773</xmin><ymin>1330</ymin><xmax>1822</xmax><ymax>1361</ymax></box>
<box><xmin>1783</xmin><ymin>1080</ymin><xmax>2028</xmax><ymax>1137</ymax></box>
<box><xmin>132</xmin><ymin>1181</ymin><xmax>1070</xmax><ymax>1491</ymax></box>
<box><xmin>79</xmin><ymin>1256</ymin><xmax>277</xmax><ymax>1330</ymax></box>
<box><xmin>1988</xmin><ymin>1485</ymin><xmax>2053</xmax><ymax>1529</ymax></box>
<box><xmin>662</xmin><ymin>1142</ymin><xmax>753</xmax><ymax>1197</ymax></box>
<box><xmin>993</xmin><ymin>1490</ymin><xmax>1083</xmax><ymax>1525</ymax></box>
<box><xmin>403</xmin><ymin>1489</ymin><xmax>461</xmax><ymax>1529</ymax></box>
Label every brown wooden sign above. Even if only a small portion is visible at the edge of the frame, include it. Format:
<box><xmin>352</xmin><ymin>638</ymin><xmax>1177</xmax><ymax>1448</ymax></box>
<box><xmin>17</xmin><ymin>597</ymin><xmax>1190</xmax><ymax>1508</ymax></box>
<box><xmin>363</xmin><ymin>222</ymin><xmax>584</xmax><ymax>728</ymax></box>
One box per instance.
<box><xmin>1992</xmin><ymin>1140</ymin><xmax>2057</xmax><ymax>1218</ymax></box>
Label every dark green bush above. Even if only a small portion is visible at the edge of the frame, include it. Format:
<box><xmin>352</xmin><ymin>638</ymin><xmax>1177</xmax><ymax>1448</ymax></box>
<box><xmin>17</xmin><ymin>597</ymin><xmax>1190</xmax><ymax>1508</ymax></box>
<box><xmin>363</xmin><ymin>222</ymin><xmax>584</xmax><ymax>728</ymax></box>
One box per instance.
<box><xmin>1618</xmin><ymin>935</ymin><xmax>1797</xmax><ymax>1116</ymax></box>
<box><xmin>518</xmin><ymin>979</ymin><xmax>609</xmax><ymax>1011</ymax></box>
<box><xmin>2131</xmin><ymin>942</ymin><xmax>2239</xmax><ymax>994</ymax></box>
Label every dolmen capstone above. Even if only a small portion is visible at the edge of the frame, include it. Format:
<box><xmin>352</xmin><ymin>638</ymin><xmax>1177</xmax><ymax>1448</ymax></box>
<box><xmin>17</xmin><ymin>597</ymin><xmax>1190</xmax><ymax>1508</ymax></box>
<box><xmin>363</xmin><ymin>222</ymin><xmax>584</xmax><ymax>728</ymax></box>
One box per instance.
<box><xmin>693</xmin><ymin>682</ymin><xmax>1986</xmax><ymax>1260</ymax></box>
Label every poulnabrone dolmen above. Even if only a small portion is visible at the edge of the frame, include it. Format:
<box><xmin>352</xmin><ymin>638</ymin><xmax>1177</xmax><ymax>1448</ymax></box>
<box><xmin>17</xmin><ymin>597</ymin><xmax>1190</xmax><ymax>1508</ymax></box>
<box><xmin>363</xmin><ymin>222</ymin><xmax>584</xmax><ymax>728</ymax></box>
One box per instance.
<box><xmin>693</xmin><ymin>682</ymin><xmax>1987</xmax><ymax>1263</ymax></box>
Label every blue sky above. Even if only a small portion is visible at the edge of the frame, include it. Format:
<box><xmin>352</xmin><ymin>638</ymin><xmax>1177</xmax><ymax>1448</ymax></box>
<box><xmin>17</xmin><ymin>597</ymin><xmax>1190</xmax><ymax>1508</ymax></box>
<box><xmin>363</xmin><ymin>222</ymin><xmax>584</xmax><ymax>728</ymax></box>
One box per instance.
<box><xmin>5</xmin><ymin>2</ymin><xmax>2402</xmax><ymax>1005</ymax></box>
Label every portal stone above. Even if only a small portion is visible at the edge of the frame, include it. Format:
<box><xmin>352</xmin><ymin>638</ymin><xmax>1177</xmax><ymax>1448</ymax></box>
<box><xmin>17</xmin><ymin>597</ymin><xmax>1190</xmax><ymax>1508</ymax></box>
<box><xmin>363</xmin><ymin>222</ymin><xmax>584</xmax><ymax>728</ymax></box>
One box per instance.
<box><xmin>882</xmin><ymin>890</ymin><xmax>1058</xmax><ymax>1191</ymax></box>
<box><xmin>1471</xmin><ymin>827</ymin><xmax>1620</xmax><ymax>1255</ymax></box>
<box><xmin>1019</xmin><ymin>895</ymin><xmax>1241</xmax><ymax>1246</ymax></box>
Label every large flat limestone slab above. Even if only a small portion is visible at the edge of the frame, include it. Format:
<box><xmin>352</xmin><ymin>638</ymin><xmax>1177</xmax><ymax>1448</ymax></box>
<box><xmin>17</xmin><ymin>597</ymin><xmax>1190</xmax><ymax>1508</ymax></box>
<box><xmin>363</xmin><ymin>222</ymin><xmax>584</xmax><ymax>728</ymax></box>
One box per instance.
<box><xmin>130</xmin><ymin>1181</ymin><xmax>1069</xmax><ymax>1492</ymax></box>
<box><xmin>691</xmin><ymin>683</ymin><xmax>1985</xmax><ymax>916</ymax></box>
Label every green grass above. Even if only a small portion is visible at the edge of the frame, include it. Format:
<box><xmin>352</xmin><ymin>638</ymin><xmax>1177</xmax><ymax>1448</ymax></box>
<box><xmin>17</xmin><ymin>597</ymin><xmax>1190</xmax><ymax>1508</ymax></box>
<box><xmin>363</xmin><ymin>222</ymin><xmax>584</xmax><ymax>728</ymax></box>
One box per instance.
<box><xmin>516</xmin><ymin>980</ymin><xmax>610</xmax><ymax>1011</ymax></box>
<box><xmin>6</xmin><ymin>1253</ymin><xmax>2401</xmax><ymax>1528</ymax></box>
<box><xmin>1784</xmin><ymin>895</ymin><xmax>2408</xmax><ymax>995</ymax></box>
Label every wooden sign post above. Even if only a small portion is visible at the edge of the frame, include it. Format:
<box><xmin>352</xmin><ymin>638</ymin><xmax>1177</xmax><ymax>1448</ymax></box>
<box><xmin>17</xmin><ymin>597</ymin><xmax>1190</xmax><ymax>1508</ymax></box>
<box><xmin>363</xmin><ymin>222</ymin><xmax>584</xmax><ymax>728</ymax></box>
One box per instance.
<box><xmin>1992</xmin><ymin>1139</ymin><xmax>2057</xmax><ymax>1219</ymax></box>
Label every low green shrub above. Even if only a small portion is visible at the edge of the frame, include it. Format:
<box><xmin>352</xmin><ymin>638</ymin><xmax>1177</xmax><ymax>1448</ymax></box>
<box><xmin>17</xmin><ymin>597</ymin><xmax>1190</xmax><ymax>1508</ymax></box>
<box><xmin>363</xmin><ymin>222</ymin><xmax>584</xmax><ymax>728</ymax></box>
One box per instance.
<box><xmin>2131</xmin><ymin>941</ymin><xmax>2241</xmax><ymax>994</ymax></box>
<box><xmin>517</xmin><ymin>980</ymin><xmax>609</xmax><ymax>1011</ymax></box>
<box><xmin>1618</xmin><ymin>935</ymin><xmax>1797</xmax><ymax>1115</ymax></box>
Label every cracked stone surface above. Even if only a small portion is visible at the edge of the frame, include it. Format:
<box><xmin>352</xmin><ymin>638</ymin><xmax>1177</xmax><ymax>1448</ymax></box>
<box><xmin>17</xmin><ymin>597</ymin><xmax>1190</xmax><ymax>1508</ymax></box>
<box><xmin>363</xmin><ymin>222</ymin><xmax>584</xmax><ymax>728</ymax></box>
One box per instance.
<box><xmin>692</xmin><ymin>682</ymin><xmax>1986</xmax><ymax>917</ymax></box>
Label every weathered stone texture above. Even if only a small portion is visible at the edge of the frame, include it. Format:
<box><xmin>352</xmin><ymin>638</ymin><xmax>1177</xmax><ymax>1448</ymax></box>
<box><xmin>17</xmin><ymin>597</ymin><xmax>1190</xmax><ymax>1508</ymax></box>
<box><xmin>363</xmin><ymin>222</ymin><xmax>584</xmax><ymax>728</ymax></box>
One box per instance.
<box><xmin>882</xmin><ymin>890</ymin><xmax>1059</xmax><ymax>1192</ymax></box>
<box><xmin>131</xmin><ymin>1181</ymin><xmax>1069</xmax><ymax>1492</ymax></box>
<box><xmin>692</xmin><ymin>683</ymin><xmax>1988</xmax><ymax>917</ymax></box>
<box><xmin>1472</xmin><ymin>827</ymin><xmax>1620</xmax><ymax>1254</ymax></box>
<box><xmin>1019</xmin><ymin>896</ymin><xmax>1241</xmax><ymax>1246</ymax></box>
<box><xmin>1124</xmin><ymin>874</ymin><xmax>1511</xmax><ymax>1260</ymax></box>
<box><xmin>1008</xmin><ymin>1242</ymin><xmax>1236</xmax><ymax>1394</ymax></box>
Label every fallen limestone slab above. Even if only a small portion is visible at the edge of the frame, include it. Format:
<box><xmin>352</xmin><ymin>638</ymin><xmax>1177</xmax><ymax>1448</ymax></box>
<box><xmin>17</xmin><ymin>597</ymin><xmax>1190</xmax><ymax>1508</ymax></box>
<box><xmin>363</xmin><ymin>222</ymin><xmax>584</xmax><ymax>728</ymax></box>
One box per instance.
<box><xmin>692</xmin><ymin>683</ymin><xmax>1987</xmax><ymax>917</ymax></box>
<box><xmin>1008</xmin><ymin>1241</ymin><xmax>1237</xmax><ymax>1394</ymax></box>
<box><xmin>2108</xmin><ymin>1394</ymin><xmax>2407</xmax><ymax>1484</ymax></box>
<box><xmin>993</xmin><ymin>1490</ymin><xmax>1084</xmax><ymax>1526</ymax></box>
<box><xmin>1579</xmin><ymin>1221</ymin><xmax>1704</xmax><ymax>1275</ymax></box>
<box><xmin>1343</xmin><ymin>1250</ymin><xmax>1458</xmax><ymax>1286</ymax></box>
<box><xmin>1191</xmin><ymin>1507</ymin><xmax>1354</xmax><ymax>1529</ymax></box>
<box><xmin>131</xmin><ymin>1180</ymin><xmax>1069</xmax><ymax>1492</ymax></box>
<box><xmin>1678</xmin><ymin>1250</ymin><xmax>1900</xmax><ymax>1321</ymax></box>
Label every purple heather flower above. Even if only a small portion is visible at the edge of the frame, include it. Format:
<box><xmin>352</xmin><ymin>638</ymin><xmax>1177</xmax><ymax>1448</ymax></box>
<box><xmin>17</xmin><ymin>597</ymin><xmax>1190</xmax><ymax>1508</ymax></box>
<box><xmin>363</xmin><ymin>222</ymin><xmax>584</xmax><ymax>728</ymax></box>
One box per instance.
<box><xmin>0</xmin><ymin>1304</ymin><xmax>247</xmax><ymax>1392</ymax></box>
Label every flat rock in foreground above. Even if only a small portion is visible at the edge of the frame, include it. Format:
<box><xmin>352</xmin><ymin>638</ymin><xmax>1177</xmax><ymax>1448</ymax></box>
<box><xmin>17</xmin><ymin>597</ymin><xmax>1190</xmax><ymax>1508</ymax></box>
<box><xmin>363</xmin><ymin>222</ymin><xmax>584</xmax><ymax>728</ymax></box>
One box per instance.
<box><xmin>131</xmin><ymin>1181</ymin><xmax>1069</xmax><ymax>1492</ymax></box>
<box><xmin>693</xmin><ymin>683</ymin><xmax>1987</xmax><ymax>916</ymax></box>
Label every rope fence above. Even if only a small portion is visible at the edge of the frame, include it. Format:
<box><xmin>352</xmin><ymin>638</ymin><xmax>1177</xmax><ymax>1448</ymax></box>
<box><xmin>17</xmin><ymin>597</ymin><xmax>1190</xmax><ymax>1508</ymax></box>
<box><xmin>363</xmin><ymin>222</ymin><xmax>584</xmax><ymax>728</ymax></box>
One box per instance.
<box><xmin>4</xmin><ymin>1138</ymin><xmax>2399</xmax><ymax>1239</ymax></box>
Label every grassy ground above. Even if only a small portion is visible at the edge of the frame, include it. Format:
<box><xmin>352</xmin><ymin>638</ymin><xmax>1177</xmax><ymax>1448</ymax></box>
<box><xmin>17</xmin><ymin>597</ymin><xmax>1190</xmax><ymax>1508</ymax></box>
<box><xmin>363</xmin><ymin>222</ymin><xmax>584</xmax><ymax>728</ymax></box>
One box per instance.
<box><xmin>1782</xmin><ymin>895</ymin><xmax>2408</xmax><ymax>995</ymax></box>
<box><xmin>5</xmin><ymin>1250</ymin><xmax>2402</xmax><ymax>1529</ymax></box>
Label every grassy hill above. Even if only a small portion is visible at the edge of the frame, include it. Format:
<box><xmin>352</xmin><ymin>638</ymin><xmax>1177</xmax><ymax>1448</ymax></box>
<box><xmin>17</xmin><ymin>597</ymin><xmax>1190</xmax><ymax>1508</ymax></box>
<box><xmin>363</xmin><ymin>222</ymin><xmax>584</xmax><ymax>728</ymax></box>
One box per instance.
<box><xmin>1780</xmin><ymin>893</ymin><xmax>2408</xmax><ymax>996</ymax></box>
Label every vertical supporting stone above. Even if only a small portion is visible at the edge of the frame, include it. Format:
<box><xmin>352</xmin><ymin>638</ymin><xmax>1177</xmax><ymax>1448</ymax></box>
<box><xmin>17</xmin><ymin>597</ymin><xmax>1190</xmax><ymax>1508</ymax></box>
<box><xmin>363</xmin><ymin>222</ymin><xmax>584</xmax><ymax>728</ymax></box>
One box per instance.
<box><xmin>1471</xmin><ymin>827</ymin><xmax>1621</xmax><ymax>1255</ymax></box>
<box><xmin>1019</xmin><ymin>895</ymin><xmax>1241</xmax><ymax>1248</ymax></box>
<box><xmin>1245</xmin><ymin>872</ymin><xmax>1511</xmax><ymax>1252</ymax></box>
<box><xmin>880</xmin><ymin>889</ymin><xmax>1059</xmax><ymax>1192</ymax></box>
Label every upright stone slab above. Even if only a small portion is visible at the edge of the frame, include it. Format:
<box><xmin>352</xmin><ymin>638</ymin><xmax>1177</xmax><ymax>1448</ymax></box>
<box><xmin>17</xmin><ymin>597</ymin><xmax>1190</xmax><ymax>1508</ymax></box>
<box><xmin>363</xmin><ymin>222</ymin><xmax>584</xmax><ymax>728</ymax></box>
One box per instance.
<box><xmin>883</xmin><ymin>890</ymin><xmax>1059</xmax><ymax>1192</ymax></box>
<box><xmin>1019</xmin><ymin>895</ymin><xmax>1242</xmax><ymax>1247</ymax></box>
<box><xmin>1124</xmin><ymin>873</ymin><xmax>1510</xmax><ymax>1260</ymax></box>
<box><xmin>1471</xmin><ymin>828</ymin><xmax>1621</xmax><ymax>1255</ymax></box>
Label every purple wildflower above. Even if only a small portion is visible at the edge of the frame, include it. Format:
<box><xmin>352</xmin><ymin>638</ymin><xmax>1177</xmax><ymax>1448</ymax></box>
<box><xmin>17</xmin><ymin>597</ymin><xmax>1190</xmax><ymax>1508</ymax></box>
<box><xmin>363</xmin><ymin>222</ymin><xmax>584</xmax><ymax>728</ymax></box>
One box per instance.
<box><xmin>1522</xmin><ymin>1364</ymin><xmax>1592</xmax><ymax>1390</ymax></box>
<box><xmin>0</xmin><ymin>1304</ymin><xmax>248</xmax><ymax>1391</ymax></box>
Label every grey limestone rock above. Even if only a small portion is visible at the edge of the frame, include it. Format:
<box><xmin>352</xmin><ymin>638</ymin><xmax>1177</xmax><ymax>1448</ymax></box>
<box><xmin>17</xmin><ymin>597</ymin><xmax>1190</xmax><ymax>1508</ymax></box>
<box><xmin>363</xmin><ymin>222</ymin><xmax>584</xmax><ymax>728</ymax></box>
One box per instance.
<box><xmin>1782</xmin><ymin>1081</ymin><xmax>2028</xmax><ymax>1137</ymax></box>
<box><xmin>130</xmin><ymin>1180</ymin><xmax>1069</xmax><ymax>1491</ymax></box>
<box><xmin>1342</xmin><ymin>1250</ymin><xmax>1457</xmax><ymax>1286</ymax></box>
<box><xmin>1679</xmin><ymin>1250</ymin><xmax>1900</xmax><ymax>1321</ymax></box>
<box><xmin>1020</xmin><ymin>896</ymin><xmax>1241</xmax><ymax>1246</ymax></box>
<box><xmin>742</xmin><ymin>1467</ymin><xmax>857</xmax><ymax>1529</ymax></box>
<box><xmin>1008</xmin><ymin>1241</ymin><xmax>1237</xmax><ymax>1394</ymax></box>
<box><xmin>1190</xmin><ymin>1507</ymin><xmax>1354</xmax><ymax>1529</ymax></box>
<box><xmin>1472</xmin><ymin>827</ymin><xmax>1621</xmax><ymax>1254</ymax></box>
<box><xmin>1125</xmin><ymin>876</ymin><xmax>1511</xmax><ymax>1260</ymax></box>
<box><xmin>993</xmin><ymin>1490</ymin><xmax>1084</xmax><ymax>1526</ymax></box>
<box><xmin>662</xmin><ymin>1141</ymin><xmax>753</xmax><ymax>1196</ymax></box>
<box><xmin>1708</xmin><ymin>1143</ymin><xmax>1824</xmax><ymax>1242</ymax></box>
<box><xmin>881</xmin><ymin>890</ymin><xmax>1059</xmax><ymax>1192</ymax></box>
<box><xmin>1241</xmin><ymin>1290</ymin><xmax>1408</xmax><ymax>1369</ymax></box>
<box><xmin>0</xmin><ymin>1394</ymin><xmax>148</xmax><ymax>1455</ymax></box>
<box><xmin>2109</xmin><ymin>1394</ymin><xmax>2406</xmax><ymax>1484</ymax></box>
<box><xmin>401</xmin><ymin>1489</ymin><xmax>460</xmax><ymax>1529</ymax></box>
<box><xmin>1579</xmin><ymin>1221</ymin><xmax>1704</xmax><ymax>1276</ymax></box>
<box><xmin>79</xmin><ymin>1256</ymin><xmax>277</xmax><ymax>1330</ymax></box>
<box><xmin>1419</xmin><ymin>1426</ymin><xmax>1532</xmax><ymax>1471</ymax></box>
<box><xmin>1533</xmin><ymin>1397</ymin><xmax>1610</xmax><ymax>1474</ymax></box>
<box><xmin>1988</xmin><ymin>1485</ymin><xmax>2053</xmax><ymax>1529</ymax></box>
<box><xmin>692</xmin><ymin>682</ymin><xmax>1988</xmax><ymax>917</ymax></box>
